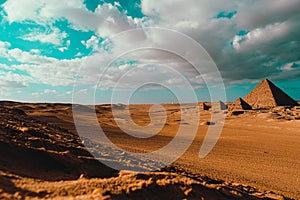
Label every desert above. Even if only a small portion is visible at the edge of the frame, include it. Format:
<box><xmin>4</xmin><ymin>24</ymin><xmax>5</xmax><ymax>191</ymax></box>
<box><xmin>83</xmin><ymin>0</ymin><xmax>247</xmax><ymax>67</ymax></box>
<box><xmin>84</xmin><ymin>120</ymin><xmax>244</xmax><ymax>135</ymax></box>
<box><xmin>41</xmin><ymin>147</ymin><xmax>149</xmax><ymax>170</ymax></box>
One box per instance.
<box><xmin>0</xmin><ymin>79</ymin><xmax>300</xmax><ymax>199</ymax></box>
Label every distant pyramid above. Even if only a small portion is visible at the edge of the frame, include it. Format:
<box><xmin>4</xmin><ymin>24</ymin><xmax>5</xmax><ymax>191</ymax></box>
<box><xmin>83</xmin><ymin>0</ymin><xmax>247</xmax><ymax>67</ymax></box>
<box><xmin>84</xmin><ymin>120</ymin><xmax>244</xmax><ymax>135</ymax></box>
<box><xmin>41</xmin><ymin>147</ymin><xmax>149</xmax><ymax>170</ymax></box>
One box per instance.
<box><xmin>200</xmin><ymin>102</ymin><xmax>210</xmax><ymax>110</ymax></box>
<box><xmin>244</xmin><ymin>79</ymin><xmax>298</xmax><ymax>108</ymax></box>
<box><xmin>229</xmin><ymin>97</ymin><xmax>252</xmax><ymax>111</ymax></box>
<box><xmin>212</xmin><ymin>101</ymin><xmax>227</xmax><ymax>111</ymax></box>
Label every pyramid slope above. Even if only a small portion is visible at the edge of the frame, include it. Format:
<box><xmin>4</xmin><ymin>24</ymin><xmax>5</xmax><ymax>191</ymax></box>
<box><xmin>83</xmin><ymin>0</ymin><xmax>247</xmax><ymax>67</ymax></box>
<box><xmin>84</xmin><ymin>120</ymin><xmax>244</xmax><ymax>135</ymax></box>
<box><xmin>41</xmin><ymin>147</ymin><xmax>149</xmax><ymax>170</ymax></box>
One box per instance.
<box><xmin>219</xmin><ymin>101</ymin><xmax>227</xmax><ymax>110</ymax></box>
<box><xmin>244</xmin><ymin>79</ymin><xmax>298</xmax><ymax>108</ymax></box>
<box><xmin>229</xmin><ymin>98</ymin><xmax>252</xmax><ymax>111</ymax></box>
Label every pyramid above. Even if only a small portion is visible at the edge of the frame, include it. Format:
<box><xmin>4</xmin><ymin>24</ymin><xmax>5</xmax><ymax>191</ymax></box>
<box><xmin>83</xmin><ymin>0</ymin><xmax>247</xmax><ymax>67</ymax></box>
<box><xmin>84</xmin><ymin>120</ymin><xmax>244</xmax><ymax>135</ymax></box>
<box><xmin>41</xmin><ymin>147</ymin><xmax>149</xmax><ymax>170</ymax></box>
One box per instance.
<box><xmin>212</xmin><ymin>101</ymin><xmax>227</xmax><ymax>111</ymax></box>
<box><xmin>244</xmin><ymin>79</ymin><xmax>298</xmax><ymax>108</ymax></box>
<box><xmin>229</xmin><ymin>97</ymin><xmax>252</xmax><ymax>111</ymax></box>
<box><xmin>200</xmin><ymin>102</ymin><xmax>210</xmax><ymax>110</ymax></box>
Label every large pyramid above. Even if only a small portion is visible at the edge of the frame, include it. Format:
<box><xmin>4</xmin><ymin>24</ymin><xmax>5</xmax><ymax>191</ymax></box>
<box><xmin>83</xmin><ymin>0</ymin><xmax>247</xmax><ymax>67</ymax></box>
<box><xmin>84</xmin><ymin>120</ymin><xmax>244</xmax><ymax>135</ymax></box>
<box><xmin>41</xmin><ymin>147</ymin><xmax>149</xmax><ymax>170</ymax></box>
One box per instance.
<box><xmin>244</xmin><ymin>79</ymin><xmax>298</xmax><ymax>108</ymax></box>
<box><xmin>229</xmin><ymin>97</ymin><xmax>252</xmax><ymax>111</ymax></box>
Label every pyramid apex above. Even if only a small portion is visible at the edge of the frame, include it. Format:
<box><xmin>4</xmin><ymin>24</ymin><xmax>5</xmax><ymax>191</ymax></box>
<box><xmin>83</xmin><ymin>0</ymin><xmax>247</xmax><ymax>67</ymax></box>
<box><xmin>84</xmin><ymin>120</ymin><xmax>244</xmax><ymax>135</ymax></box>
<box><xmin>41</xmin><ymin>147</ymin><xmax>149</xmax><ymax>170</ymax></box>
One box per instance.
<box><xmin>235</xmin><ymin>97</ymin><xmax>243</xmax><ymax>102</ymax></box>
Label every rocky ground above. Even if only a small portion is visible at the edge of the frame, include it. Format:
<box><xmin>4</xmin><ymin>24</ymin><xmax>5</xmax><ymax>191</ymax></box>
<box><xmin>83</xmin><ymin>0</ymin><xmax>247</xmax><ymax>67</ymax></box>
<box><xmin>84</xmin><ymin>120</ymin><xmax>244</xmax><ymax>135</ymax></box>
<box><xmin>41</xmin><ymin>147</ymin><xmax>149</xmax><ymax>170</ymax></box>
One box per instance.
<box><xmin>270</xmin><ymin>106</ymin><xmax>300</xmax><ymax>120</ymax></box>
<box><xmin>227</xmin><ymin>106</ymin><xmax>300</xmax><ymax>120</ymax></box>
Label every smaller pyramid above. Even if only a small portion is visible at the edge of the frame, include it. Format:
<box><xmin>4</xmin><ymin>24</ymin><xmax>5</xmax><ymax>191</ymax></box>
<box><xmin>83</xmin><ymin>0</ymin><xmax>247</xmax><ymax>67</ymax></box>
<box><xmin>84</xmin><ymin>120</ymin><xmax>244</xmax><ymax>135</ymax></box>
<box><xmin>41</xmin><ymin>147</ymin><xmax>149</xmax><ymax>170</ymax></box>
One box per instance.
<box><xmin>229</xmin><ymin>98</ymin><xmax>252</xmax><ymax>111</ymax></box>
<box><xmin>244</xmin><ymin>79</ymin><xmax>298</xmax><ymax>108</ymax></box>
<box><xmin>212</xmin><ymin>101</ymin><xmax>227</xmax><ymax>111</ymax></box>
<box><xmin>200</xmin><ymin>102</ymin><xmax>210</xmax><ymax>110</ymax></box>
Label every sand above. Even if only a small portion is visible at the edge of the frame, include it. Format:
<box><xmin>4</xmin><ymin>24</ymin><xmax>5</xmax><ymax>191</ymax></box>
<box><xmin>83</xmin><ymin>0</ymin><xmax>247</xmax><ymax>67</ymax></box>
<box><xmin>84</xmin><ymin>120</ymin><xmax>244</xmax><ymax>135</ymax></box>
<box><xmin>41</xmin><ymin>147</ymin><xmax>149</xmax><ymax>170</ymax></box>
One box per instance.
<box><xmin>0</xmin><ymin>101</ymin><xmax>299</xmax><ymax>199</ymax></box>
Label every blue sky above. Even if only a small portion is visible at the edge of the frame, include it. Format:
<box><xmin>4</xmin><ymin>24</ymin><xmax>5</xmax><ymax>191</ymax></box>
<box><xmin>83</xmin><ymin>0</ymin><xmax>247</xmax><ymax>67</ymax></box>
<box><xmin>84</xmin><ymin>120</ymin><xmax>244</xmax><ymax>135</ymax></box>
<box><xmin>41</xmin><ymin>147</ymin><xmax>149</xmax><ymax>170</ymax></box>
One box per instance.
<box><xmin>0</xmin><ymin>0</ymin><xmax>300</xmax><ymax>104</ymax></box>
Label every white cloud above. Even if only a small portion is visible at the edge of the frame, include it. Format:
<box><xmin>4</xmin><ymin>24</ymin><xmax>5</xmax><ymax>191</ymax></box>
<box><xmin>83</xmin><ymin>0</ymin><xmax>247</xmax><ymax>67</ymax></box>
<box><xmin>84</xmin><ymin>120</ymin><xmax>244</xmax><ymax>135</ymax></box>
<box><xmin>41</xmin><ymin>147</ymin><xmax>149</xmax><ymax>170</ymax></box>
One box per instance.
<box><xmin>59</xmin><ymin>47</ymin><xmax>67</xmax><ymax>52</ymax></box>
<box><xmin>0</xmin><ymin>41</ymin><xmax>11</xmax><ymax>48</ymax></box>
<box><xmin>62</xmin><ymin>3</ymin><xmax>138</xmax><ymax>37</ymax></box>
<box><xmin>31</xmin><ymin>92</ymin><xmax>40</xmax><ymax>97</ymax></box>
<box><xmin>15</xmin><ymin>59</ymin><xmax>81</xmax><ymax>86</ymax></box>
<box><xmin>0</xmin><ymin>63</ymin><xmax>11</xmax><ymax>70</ymax></box>
<box><xmin>1</xmin><ymin>46</ymin><xmax>82</xmax><ymax>86</ymax></box>
<box><xmin>0</xmin><ymin>41</ymin><xmax>11</xmax><ymax>57</ymax></box>
<box><xmin>233</xmin><ymin>22</ymin><xmax>289</xmax><ymax>51</ymax></box>
<box><xmin>75</xmin><ymin>52</ymin><xmax>83</xmax><ymax>57</ymax></box>
<box><xmin>114</xmin><ymin>2</ymin><xmax>121</xmax><ymax>7</ymax></box>
<box><xmin>85</xmin><ymin>35</ymin><xmax>99</xmax><ymax>49</ymax></box>
<box><xmin>281</xmin><ymin>62</ymin><xmax>300</xmax><ymax>72</ymax></box>
<box><xmin>281</xmin><ymin>63</ymin><xmax>293</xmax><ymax>71</ymax></box>
<box><xmin>8</xmin><ymin>48</ymin><xmax>57</xmax><ymax>64</ymax></box>
<box><xmin>141</xmin><ymin>0</ymin><xmax>236</xmax><ymax>29</ymax></box>
<box><xmin>0</xmin><ymin>70</ymin><xmax>32</xmax><ymax>89</ymax></box>
<box><xmin>31</xmin><ymin>89</ymin><xmax>59</xmax><ymax>97</ymax></box>
<box><xmin>29</xmin><ymin>49</ymin><xmax>41</xmax><ymax>55</ymax></box>
<box><xmin>3</xmin><ymin>1</ymin><xmax>138</xmax><ymax>38</ymax></box>
<box><xmin>2</xmin><ymin>0</ymin><xmax>85</xmax><ymax>24</ymax></box>
<box><xmin>44</xmin><ymin>89</ymin><xmax>57</xmax><ymax>94</ymax></box>
<box><xmin>59</xmin><ymin>40</ymin><xmax>71</xmax><ymax>52</ymax></box>
<box><xmin>21</xmin><ymin>27</ymin><xmax>67</xmax><ymax>46</ymax></box>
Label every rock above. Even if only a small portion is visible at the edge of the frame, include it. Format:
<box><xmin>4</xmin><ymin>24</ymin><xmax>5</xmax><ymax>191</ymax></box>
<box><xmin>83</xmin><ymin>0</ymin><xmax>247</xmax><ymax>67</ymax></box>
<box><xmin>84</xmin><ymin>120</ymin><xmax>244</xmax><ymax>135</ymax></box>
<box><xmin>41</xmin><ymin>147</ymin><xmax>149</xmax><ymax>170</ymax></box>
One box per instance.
<box><xmin>78</xmin><ymin>174</ymin><xmax>86</xmax><ymax>179</ymax></box>
<box><xmin>200</xmin><ymin>121</ymin><xmax>215</xmax><ymax>126</ymax></box>
<box><xmin>231</xmin><ymin>110</ymin><xmax>245</xmax><ymax>116</ymax></box>
<box><xmin>17</xmin><ymin>127</ymin><xmax>29</xmax><ymax>132</ymax></box>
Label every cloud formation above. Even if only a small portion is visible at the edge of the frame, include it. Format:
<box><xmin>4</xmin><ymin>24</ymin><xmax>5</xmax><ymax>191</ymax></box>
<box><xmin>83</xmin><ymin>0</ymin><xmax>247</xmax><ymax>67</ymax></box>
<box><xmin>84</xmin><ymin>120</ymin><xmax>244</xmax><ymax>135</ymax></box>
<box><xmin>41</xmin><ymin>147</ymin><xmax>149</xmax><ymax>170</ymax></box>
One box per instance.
<box><xmin>2</xmin><ymin>0</ymin><xmax>137</xmax><ymax>38</ymax></box>
<box><xmin>140</xmin><ymin>0</ymin><xmax>300</xmax><ymax>83</ymax></box>
<box><xmin>1</xmin><ymin>0</ymin><xmax>300</xmax><ymax>102</ymax></box>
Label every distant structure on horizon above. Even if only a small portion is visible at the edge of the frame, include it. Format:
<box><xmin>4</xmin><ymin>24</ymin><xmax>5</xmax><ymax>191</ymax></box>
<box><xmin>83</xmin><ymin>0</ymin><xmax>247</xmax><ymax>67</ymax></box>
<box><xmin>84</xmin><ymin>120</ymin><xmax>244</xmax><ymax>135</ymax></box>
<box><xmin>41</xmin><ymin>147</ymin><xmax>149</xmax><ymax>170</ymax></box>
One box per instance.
<box><xmin>243</xmin><ymin>79</ymin><xmax>299</xmax><ymax>109</ymax></box>
<box><xmin>212</xmin><ymin>101</ymin><xmax>227</xmax><ymax>111</ymax></box>
<box><xmin>200</xmin><ymin>102</ymin><xmax>210</xmax><ymax>111</ymax></box>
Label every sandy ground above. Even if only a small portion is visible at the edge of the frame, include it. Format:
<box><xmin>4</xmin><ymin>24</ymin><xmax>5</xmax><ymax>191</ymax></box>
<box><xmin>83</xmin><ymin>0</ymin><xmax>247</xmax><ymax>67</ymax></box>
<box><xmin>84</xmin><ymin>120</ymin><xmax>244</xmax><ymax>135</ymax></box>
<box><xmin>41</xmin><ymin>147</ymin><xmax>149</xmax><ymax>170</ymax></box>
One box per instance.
<box><xmin>0</xmin><ymin>101</ymin><xmax>299</xmax><ymax>199</ymax></box>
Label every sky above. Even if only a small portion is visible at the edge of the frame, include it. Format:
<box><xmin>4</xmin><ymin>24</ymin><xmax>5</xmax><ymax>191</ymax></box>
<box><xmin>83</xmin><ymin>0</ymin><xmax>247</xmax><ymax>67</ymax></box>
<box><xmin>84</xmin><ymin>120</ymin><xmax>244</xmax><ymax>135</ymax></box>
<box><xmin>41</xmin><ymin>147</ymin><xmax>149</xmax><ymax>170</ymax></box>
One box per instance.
<box><xmin>0</xmin><ymin>0</ymin><xmax>300</xmax><ymax>104</ymax></box>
